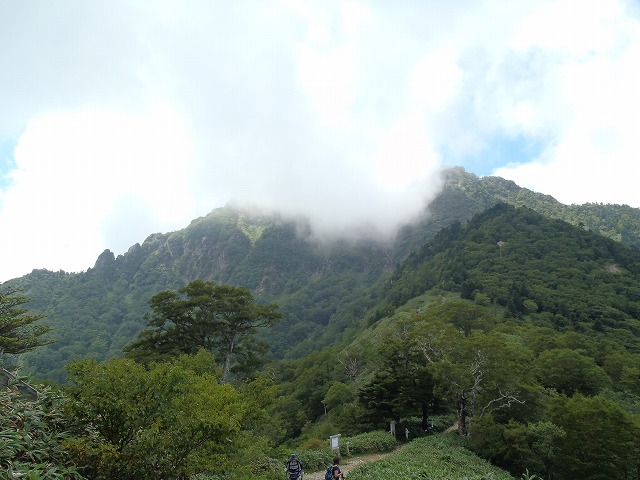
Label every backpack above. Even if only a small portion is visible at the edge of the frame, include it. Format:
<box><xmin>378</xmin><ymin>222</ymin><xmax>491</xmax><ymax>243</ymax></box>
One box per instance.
<box><xmin>287</xmin><ymin>459</ymin><xmax>302</xmax><ymax>479</ymax></box>
<box><xmin>325</xmin><ymin>465</ymin><xmax>333</xmax><ymax>480</ymax></box>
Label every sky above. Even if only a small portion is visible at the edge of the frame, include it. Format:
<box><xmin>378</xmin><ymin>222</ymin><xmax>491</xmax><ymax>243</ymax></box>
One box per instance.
<box><xmin>1</xmin><ymin>0</ymin><xmax>640</xmax><ymax>282</ymax></box>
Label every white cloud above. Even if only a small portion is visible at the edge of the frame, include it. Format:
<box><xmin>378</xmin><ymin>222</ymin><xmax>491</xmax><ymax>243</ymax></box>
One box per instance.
<box><xmin>494</xmin><ymin>0</ymin><xmax>640</xmax><ymax>207</ymax></box>
<box><xmin>1</xmin><ymin>0</ymin><xmax>640</xmax><ymax>281</ymax></box>
<box><xmin>372</xmin><ymin>114</ymin><xmax>439</xmax><ymax>190</ymax></box>
<box><xmin>0</xmin><ymin>105</ymin><xmax>194</xmax><ymax>280</ymax></box>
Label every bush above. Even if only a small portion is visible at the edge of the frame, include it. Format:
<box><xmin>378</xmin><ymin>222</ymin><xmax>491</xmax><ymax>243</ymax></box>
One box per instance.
<box><xmin>398</xmin><ymin>417</ymin><xmax>434</xmax><ymax>439</ymax></box>
<box><xmin>430</xmin><ymin>413</ymin><xmax>457</xmax><ymax>433</ymax></box>
<box><xmin>343</xmin><ymin>430</ymin><xmax>397</xmax><ymax>456</ymax></box>
<box><xmin>300</xmin><ymin>438</ymin><xmax>326</xmax><ymax>450</ymax></box>
<box><xmin>250</xmin><ymin>456</ymin><xmax>284</xmax><ymax>476</ymax></box>
<box><xmin>295</xmin><ymin>449</ymin><xmax>333</xmax><ymax>472</ymax></box>
<box><xmin>0</xmin><ymin>383</ymin><xmax>85</xmax><ymax>479</ymax></box>
<box><xmin>347</xmin><ymin>434</ymin><xmax>514</xmax><ymax>480</ymax></box>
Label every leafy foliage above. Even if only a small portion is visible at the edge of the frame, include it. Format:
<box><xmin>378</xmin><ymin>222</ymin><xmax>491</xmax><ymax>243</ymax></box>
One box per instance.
<box><xmin>0</xmin><ymin>285</ymin><xmax>52</xmax><ymax>361</ymax></box>
<box><xmin>386</xmin><ymin>203</ymin><xmax>640</xmax><ymax>349</ymax></box>
<box><xmin>346</xmin><ymin>434</ymin><xmax>515</xmax><ymax>480</ymax></box>
<box><xmin>123</xmin><ymin>280</ymin><xmax>281</xmax><ymax>381</ymax></box>
<box><xmin>342</xmin><ymin>430</ymin><xmax>397</xmax><ymax>455</ymax></box>
<box><xmin>64</xmin><ymin>351</ymin><xmax>278</xmax><ymax>480</ymax></box>
<box><xmin>547</xmin><ymin>394</ymin><xmax>640</xmax><ymax>480</ymax></box>
<box><xmin>0</xmin><ymin>382</ymin><xmax>85</xmax><ymax>479</ymax></box>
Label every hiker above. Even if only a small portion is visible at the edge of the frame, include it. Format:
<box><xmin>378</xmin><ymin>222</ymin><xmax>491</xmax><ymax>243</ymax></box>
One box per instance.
<box><xmin>285</xmin><ymin>453</ymin><xmax>304</xmax><ymax>479</ymax></box>
<box><xmin>331</xmin><ymin>457</ymin><xmax>345</xmax><ymax>479</ymax></box>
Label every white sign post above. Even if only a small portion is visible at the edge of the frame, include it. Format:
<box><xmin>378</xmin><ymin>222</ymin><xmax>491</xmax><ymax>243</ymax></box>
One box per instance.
<box><xmin>329</xmin><ymin>434</ymin><xmax>341</xmax><ymax>456</ymax></box>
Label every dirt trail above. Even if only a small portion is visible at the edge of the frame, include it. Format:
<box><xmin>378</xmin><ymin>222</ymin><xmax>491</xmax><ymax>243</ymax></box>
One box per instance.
<box><xmin>303</xmin><ymin>446</ymin><xmax>405</xmax><ymax>480</ymax></box>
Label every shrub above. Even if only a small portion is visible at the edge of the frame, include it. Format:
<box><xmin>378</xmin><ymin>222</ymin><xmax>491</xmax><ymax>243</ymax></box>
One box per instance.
<box><xmin>0</xmin><ymin>383</ymin><xmax>85</xmax><ymax>479</ymax></box>
<box><xmin>300</xmin><ymin>438</ymin><xmax>326</xmax><ymax>450</ymax></box>
<box><xmin>347</xmin><ymin>434</ymin><xmax>514</xmax><ymax>480</ymax></box>
<box><xmin>295</xmin><ymin>449</ymin><xmax>333</xmax><ymax>472</ymax></box>
<box><xmin>343</xmin><ymin>430</ymin><xmax>397</xmax><ymax>456</ymax></box>
<box><xmin>250</xmin><ymin>456</ymin><xmax>284</xmax><ymax>475</ymax></box>
<box><xmin>430</xmin><ymin>413</ymin><xmax>457</xmax><ymax>433</ymax></box>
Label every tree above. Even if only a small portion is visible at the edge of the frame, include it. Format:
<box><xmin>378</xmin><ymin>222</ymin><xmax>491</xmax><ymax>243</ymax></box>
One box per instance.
<box><xmin>324</xmin><ymin>381</ymin><xmax>355</xmax><ymax>412</ymax></box>
<box><xmin>124</xmin><ymin>280</ymin><xmax>282</xmax><ymax>381</ymax></box>
<box><xmin>65</xmin><ymin>352</ymin><xmax>252</xmax><ymax>480</ymax></box>
<box><xmin>0</xmin><ymin>285</ymin><xmax>52</xmax><ymax>361</ymax></box>
<box><xmin>415</xmin><ymin>318</ymin><xmax>531</xmax><ymax>436</ymax></box>
<box><xmin>535</xmin><ymin>348</ymin><xmax>610</xmax><ymax>396</ymax></box>
<box><xmin>432</xmin><ymin>300</ymin><xmax>494</xmax><ymax>337</ymax></box>
<box><xmin>547</xmin><ymin>394</ymin><xmax>640</xmax><ymax>480</ymax></box>
<box><xmin>470</xmin><ymin>416</ymin><xmax>566</xmax><ymax>479</ymax></box>
<box><xmin>358</xmin><ymin>328</ymin><xmax>435</xmax><ymax>431</ymax></box>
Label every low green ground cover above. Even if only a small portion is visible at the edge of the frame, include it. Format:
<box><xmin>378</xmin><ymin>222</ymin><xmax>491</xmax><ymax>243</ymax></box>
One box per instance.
<box><xmin>346</xmin><ymin>434</ymin><xmax>515</xmax><ymax>480</ymax></box>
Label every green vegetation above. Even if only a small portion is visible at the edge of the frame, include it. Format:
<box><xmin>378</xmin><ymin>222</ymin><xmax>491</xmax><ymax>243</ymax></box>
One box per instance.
<box><xmin>347</xmin><ymin>435</ymin><xmax>515</xmax><ymax>479</ymax></box>
<box><xmin>123</xmin><ymin>280</ymin><xmax>282</xmax><ymax>381</ymax></box>
<box><xmin>342</xmin><ymin>430</ymin><xmax>397</xmax><ymax>455</ymax></box>
<box><xmin>4</xmin><ymin>170</ymin><xmax>640</xmax><ymax>478</ymax></box>
<box><xmin>386</xmin><ymin>203</ymin><xmax>640</xmax><ymax>349</ymax></box>
<box><xmin>0</xmin><ymin>383</ymin><xmax>85</xmax><ymax>479</ymax></box>
<box><xmin>64</xmin><ymin>351</ymin><xmax>277</xmax><ymax>480</ymax></box>
<box><xmin>0</xmin><ymin>285</ymin><xmax>52</xmax><ymax>362</ymax></box>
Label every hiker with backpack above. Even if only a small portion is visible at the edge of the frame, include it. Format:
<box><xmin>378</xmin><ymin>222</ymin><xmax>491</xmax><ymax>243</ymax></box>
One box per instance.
<box><xmin>285</xmin><ymin>453</ymin><xmax>304</xmax><ymax>479</ymax></box>
<box><xmin>325</xmin><ymin>457</ymin><xmax>345</xmax><ymax>479</ymax></box>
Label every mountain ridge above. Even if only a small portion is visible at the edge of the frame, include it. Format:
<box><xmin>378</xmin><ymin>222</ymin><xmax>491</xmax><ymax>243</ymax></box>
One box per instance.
<box><xmin>7</xmin><ymin>166</ymin><xmax>640</xmax><ymax>381</ymax></box>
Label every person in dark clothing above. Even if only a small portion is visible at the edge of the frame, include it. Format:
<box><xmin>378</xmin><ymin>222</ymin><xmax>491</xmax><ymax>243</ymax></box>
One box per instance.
<box><xmin>285</xmin><ymin>453</ymin><xmax>304</xmax><ymax>479</ymax></box>
<box><xmin>332</xmin><ymin>457</ymin><xmax>345</xmax><ymax>478</ymax></box>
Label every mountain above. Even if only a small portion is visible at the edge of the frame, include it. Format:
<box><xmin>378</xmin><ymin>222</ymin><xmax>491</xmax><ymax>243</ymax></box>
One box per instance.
<box><xmin>7</xmin><ymin>167</ymin><xmax>640</xmax><ymax>381</ymax></box>
<box><xmin>385</xmin><ymin>202</ymin><xmax>640</xmax><ymax>348</ymax></box>
<box><xmin>8</xmin><ymin>168</ymin><xmax>640</xmax><ymax>479</ymax></box>
<box><xmin>320</xmin><ymin>204</ymin><xmax>640</xmax><ymax>479</ymax></box>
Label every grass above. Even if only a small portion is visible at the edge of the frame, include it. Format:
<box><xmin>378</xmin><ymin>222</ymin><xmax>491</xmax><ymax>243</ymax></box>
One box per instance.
<box><xmin>346</xmin><ymin>434</ymin><xmax>515</xmax><ymax>480</ymax></box>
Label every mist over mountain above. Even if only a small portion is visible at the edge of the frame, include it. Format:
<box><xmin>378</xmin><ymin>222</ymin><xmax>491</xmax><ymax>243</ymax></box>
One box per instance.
<box><xmin>7</xmin><ymin>167</ymin><xmax>640</xmax><ymax>382</ymax></box>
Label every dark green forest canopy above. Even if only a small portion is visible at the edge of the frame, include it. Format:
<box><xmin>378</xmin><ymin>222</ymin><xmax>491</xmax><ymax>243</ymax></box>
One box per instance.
<box><xmin>124</xmin><ymin>280</ymin><xmax>282</xmax><ymax>382</ymax></box>
<box><xmin>385</xmin><ymin>203</ymin><xmax>640</xmax><ymax>350</ymax></box>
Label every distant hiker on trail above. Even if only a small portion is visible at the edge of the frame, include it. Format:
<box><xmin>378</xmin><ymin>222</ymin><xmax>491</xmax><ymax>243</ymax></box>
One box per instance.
<box><xmin>285</xmin><ymin>453</ymin><xmax>304</xmax><ymax>479</ymax></box>
<box><xmin>331</xmin><ymin>457</ymin><xmax>345</xmax><ymax>479</ymax></box>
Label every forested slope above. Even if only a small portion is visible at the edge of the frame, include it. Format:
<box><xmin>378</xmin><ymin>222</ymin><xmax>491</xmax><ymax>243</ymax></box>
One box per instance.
<box><xmin>5</xmin><ymin>194</ymin><xmax>640</xmax><ymax>479</ymax></box>
<box><xmin>278</xmin><ymin>204</ymin><xmax>640</xmax><ymax>480</ymax></box>
<box><xmin>7</xmin><ymin>167</ymin><xmax>640</xmax><ymax>381</ymax></box>
<box><xmin>385</xmin><ymin>203</ymin><xmax>640</xmax><ymax>349</ymax></box>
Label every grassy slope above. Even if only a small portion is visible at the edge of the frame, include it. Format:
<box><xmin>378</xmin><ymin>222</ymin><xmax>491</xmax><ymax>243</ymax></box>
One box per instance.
<box><xmin>347</xmin><ymin>434</ymin><xmax>515</xmax><ymax>480</ymax></box>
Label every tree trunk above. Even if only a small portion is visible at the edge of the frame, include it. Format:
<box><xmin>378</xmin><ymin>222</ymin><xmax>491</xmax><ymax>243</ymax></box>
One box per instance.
<box><xmin>220</xmin><ymin>337</ymin><xmax>235</xmax><ymax>383</ymax></box>
<box><xmin>420</xmin><ymin>399</ymin><xmax>430</xmax><ymax>431</ymax></box>
<box><xmin>456</xmin><ymin>393</ymin><xmax>468</xmax><ymax>437</ymax></box>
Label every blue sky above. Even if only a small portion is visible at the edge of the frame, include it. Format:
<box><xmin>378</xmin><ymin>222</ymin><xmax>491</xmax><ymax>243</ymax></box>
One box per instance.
<box><xmin>443</xmin><ymin>133</ymin><xmax>546</xmax><ymax>177</ymax></box>
<box><xmin>0</xmin><ymin>142</ymin><xmax>14</xmax><ymax>189</ymax></box>
<box><xmin>1</xmin><ymin>0</ymin><xmax>640</xmax><ymax>281</ymax></box>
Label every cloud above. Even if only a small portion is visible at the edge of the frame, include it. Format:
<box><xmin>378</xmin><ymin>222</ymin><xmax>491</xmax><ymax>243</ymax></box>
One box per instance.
<box><xmin>492</xmin><ymin>0</ymin><xmax>640</xmax><ymax>207</ymax></box>
<box><xmin>0</xmin><ymin>105</ymin><xmax>194</xmax><ymax>279</ymax></box>
<box><xmin>1</xmin><ymin>0</ymin><xmax>640</xmax><ymax>281</ymax></box>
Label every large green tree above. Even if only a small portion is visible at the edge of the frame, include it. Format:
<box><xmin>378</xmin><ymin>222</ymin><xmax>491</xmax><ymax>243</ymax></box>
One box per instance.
<box><xmin>535</xmin><ymin>348</ymin><xmax>611</xmax><ymax>396</ymax></box>
<box><xmin>0</xmin><ymin>286</ymin><xmax>52</xmax><ymax>361</ymax></box>
<box><xmin>358</xmin><ymin>322</ymin><xmax>435</xmax><ymax>431</ymax></box>
<box><xmin>124</xmin><ymin>280</ymin><xmax>282</xmax><ymax>380</ymax></box>
<box><xmin>65</xmin><ymin>352</ymin><xmax>255</xmax><ymax>480</ymax></box>
<box><xmin>413</xmin><ymin>312</ymin><xmax>532</xmax><ymax>436</ymax></box>
<box><xmin>548</xmin><ymin>394</ymin><xmax>640</xmax><ymax>480</ymax></box>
